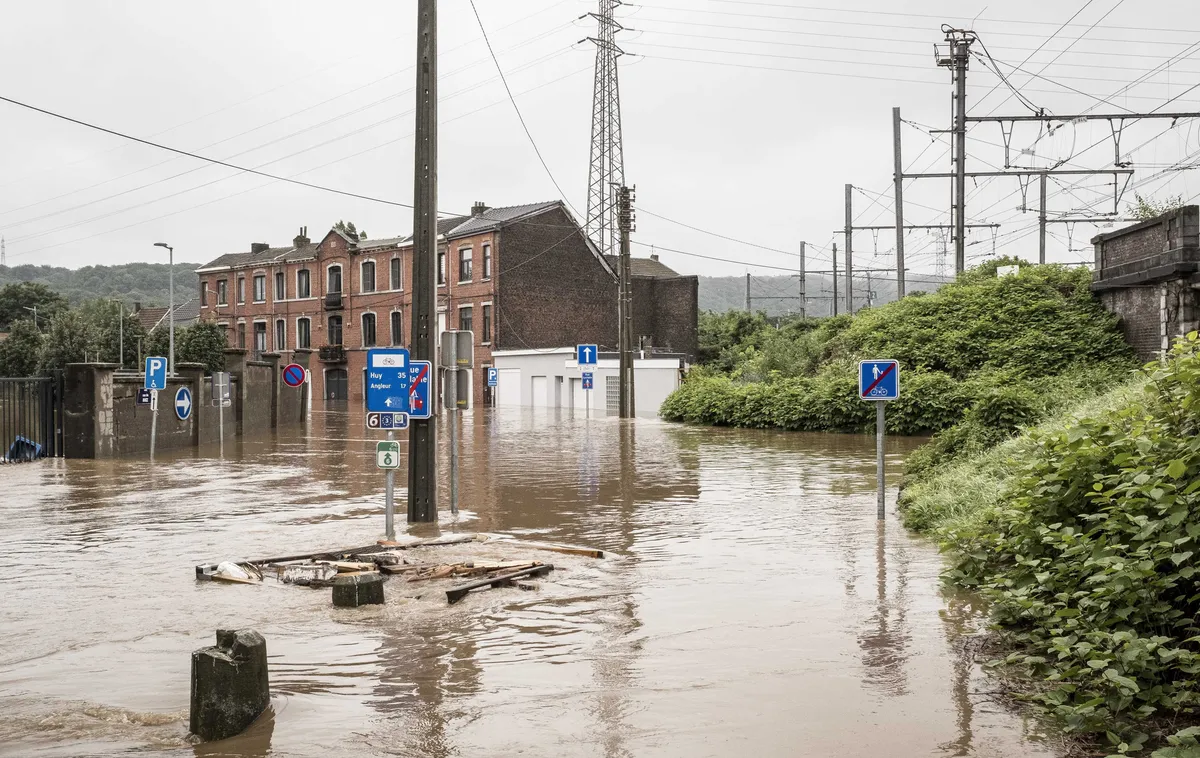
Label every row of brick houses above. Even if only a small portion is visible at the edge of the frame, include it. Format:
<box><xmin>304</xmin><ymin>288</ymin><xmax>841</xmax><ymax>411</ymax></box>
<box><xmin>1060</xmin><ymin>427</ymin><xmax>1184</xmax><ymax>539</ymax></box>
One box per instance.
<box><xmin>195</xmin><ymin>201</ymin><xmax>698</xmax><ymax>406</ymax></box>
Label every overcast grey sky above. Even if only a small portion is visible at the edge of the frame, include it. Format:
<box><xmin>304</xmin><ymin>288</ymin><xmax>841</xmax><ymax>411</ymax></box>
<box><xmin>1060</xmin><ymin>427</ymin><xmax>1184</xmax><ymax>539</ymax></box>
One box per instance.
<box><xmin>0</xmin><ymin>0</ymin><xmax>1196</xmax><ymax>281</ymax></box>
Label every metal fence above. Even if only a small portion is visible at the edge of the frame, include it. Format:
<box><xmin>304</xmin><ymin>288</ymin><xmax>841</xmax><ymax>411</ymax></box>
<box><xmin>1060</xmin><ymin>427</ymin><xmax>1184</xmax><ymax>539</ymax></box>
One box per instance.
<box><xmin>0</xmin><ymin>376</ymin><xmax>62</xmax><ymax>462</ymax></box>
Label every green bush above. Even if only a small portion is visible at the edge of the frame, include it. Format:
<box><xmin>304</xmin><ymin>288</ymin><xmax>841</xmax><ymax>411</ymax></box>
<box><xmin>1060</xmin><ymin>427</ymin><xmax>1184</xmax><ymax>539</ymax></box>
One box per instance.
<box><xmin>937</xmin><ymin>334</ymin><xmax>1200</xmax><ymax>753</ymax></box>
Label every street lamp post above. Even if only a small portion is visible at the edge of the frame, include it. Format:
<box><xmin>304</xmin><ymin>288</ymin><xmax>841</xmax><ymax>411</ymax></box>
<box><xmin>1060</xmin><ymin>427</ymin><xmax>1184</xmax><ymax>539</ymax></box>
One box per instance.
<box><xmin>154</xmin><ymin>242</ymin><xmax>175</xmax><ymax>375</ymax></box>
<box><xmin>22</xmin><ymin>305</ymin><xmax>37</xmax><ymax>330</ymax></box>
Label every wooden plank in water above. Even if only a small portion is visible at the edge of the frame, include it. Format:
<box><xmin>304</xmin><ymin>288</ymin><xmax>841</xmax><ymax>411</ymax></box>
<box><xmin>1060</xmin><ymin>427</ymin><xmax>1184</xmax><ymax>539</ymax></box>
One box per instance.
<box><xmin>445</xmin><ymin>564</ymin><xmax>554</xmax><ymax>605</ymax></box>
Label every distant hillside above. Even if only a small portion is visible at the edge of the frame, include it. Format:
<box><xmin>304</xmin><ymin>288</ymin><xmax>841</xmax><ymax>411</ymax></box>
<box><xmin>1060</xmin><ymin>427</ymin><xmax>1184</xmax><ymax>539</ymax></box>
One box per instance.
<box><xmin>0</xmin><ymin>262</ymin><xmax>202</xmax><ymax>307</ymax></box>
<box><xmin>698</xmin><ymin>273</ymin><xmax>947</xmax><ymax>317</ymax></box>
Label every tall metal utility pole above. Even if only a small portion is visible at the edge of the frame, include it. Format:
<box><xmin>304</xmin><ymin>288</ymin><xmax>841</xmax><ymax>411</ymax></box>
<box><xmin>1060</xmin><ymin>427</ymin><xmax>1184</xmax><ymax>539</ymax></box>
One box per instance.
<box><xmin>938</xmin><ymin>28</ymin><xmax>974</xmax><ymax>274</ymax></box>
<box><xmin>408</xmin><ymin>0</ymin><xmax>438</xmax><ymax>523</ymax></box>
<box><xmin>744</xmin><ymin>273</ymin><xmax>751</xmax><ymax>312</ymax></box>
<box><xmin>844</xmin><ymin>184</ymin><xmax>854</xmax><ymax>314</ymax></box>
<box><xmin>1038</xmin><ymin>172</ymin><xmax>1048</xmax><ymax>264</ymax></box>
<box><xmin>831</xmin><ymin>243</ymin><xmax>839</xmax><ymax>317</ymax></box>
<box><xmin>617</xmin><ymin>184</ymin><xmax>635</xmax><ymax>419</ymax></box>
<box><xmin>799</xmin><ymin>241</ymin><xmax>807</xmax><ymax>319</ymax></box>
<box><xmin>586</xmin><ymin>0</ymin><xmax>625</xmax><ymax>261</ymax></box>
<box><xmin>892</xmin><ymin>107</ymin><xmax>905</xmax><ymax>298</ymax></box>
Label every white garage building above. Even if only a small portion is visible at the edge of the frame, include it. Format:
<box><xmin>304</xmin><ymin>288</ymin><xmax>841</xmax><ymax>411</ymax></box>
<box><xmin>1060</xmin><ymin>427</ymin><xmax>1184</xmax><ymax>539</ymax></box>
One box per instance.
<box><xmin>490</xmin><ymin>348</ymin><xmax>684</xmax><ymax>417</ymax></box>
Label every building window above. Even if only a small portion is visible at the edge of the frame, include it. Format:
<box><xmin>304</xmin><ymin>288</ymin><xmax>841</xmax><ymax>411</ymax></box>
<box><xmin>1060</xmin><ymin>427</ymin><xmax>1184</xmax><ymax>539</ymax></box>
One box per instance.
<box><xmin>275</xmin><ymin>319</ymin><xmax>286</xmax><ymax>351</ymax></box>
<box><xmin>459</xmin><ymin>305</ymin><xmax>473</xmax><ymax>334</ymax></box>
<box><xmin>201</xmin><ymin>282</ymin><xmax>208</xmax><ymax>307</ymax></box>
<box><xmin>361</xmin><ymin>260</ymin><xmax>376</xmax><ymax>293</ymax></box>
<box><xmin>275</xmin><ymin>271</ymin><xmax>285</xmax><ymax>301</ymax></box>
<box><xmin>297</xmin><ymin>269</ymin><xmax>311</xmax><ymax>298</ymax></box>
<box><xmin>328</xmin><ymin>265</ymin><xmax>342</xmax><ymax>294</ymax></box>
<box><xmin>390</xmin><ymin>257</ymin><xmax>402</xmax><ymax>290</ymax></box>
<box><xmin>458</xmin><ymin>247</ymin><xmax>472</xmax><ymax>282</ymax></box>
<box><xmin>253</xmin><ymin>275</ymin><xmax>266</xmax><ymax>303</ymax></box>
<box><xmin>253</xmin><ymin>321</ymin><xmax>267</xmax><ymax>358</ymax></box>
<box><xmin>481</xmin><ymin>304</ymin><xmax>492</xmax><ymax>343</ymax></box>
<box><xmin>328</xmin><ymin>315</ymin><xmax>343</xmax><ymax>345</ymax></box>
<box><xmin>237</xmin><ymin>322</ymin><xmax>246</xmax><ymax>349</ymax></box>
<box><xmin>217</xmin><ymin>280</ymin><xmax>228</xmax><ymax>305</ymax></box>
<box><xmin>297</xmin><ymin>317</ymin><xmax>311</xmax><ymax>349</ymax></box>
<box><xmin>390</xmin><ymin>311</ymin><xmax>403</xmax><ymax>346</ymax></box>
<box><xmin>362</xmin><ymin>313</ymin><xmax>376</xmax><ymax>347</ymax></box>
<box><xmin>482</xmin><ymin>243</ymin><xmax>492</xmax><ymax>279</ymax></box>
<box><xmin>437</xmin><ymin>251</ymin><xmax>446</xmax><ymax>285</ymax></box>
<box><xmin>237</xmin><ymin>277</ymin><xmax>246</xmax><ymax>305</ymax></box>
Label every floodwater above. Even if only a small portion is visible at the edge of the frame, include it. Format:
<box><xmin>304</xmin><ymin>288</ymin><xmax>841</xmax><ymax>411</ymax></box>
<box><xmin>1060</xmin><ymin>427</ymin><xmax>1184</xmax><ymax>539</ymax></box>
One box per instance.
<box><xmin>0</xmin><ymin>407</ymin><xmax>1056</xmax><ymax>758</ymax></box>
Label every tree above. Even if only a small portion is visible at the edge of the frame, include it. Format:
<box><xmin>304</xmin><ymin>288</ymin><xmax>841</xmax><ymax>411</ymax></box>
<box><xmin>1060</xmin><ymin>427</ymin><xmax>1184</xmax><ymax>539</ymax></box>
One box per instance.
<box><xmin>0</xmin><ymin>319</ymin><xmax>44</xmax><ymax>376</ymax></box>
<box><xmin>1127</xmin><ymin>192</ymin><xmax>1186</xmax><ymax>220</ymax></box>
<box><xmin>0</xmin><ymin>282</ymin><xmax>68</xmax><ymax>331</ymax></box>
<box><xmin>178</xmin><ymin>321</ymin><xmax>227</xmax><ymax>373</ymax></box>
<box><xmin>333</xmin><ymin>220</ymin><xmax>366</xmax><ymax>241</ymax></box>
<box><xmin>37</xmin><ymin>310</ymin><xmax>89</xmax><ymax>375</ymax></box>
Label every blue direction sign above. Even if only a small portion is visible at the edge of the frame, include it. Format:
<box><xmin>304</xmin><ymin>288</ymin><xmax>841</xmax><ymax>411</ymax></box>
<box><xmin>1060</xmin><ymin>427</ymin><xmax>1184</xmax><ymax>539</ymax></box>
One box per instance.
<box><xmin>136</xmin><ymin>388</ymin><xmax>152</xmax><ymax>406</ymax></box>
<box><xmin>145</xmin><ymin>356</ymin><xmax>167</xmax><ymax>390</ymax></box>
<box><xmin>407</xmin><ymin>360</ymin><xmax>433</xmax><ymax>420</ymax></box>
<box><xmin>486</xmin><ymin>367</ymin><xmax>499</xmax><ymax>387</ymax></box>
<box><xmin>859</xmin><ymin>360</ymin><xmax>900</xmax><ymax>400</ymax></box>
<box><xmin>366</xmin><ymin>348</ymin><xmax>411</xmax><ymax>413</ymax></box>
<box><xmin>582</xmin><ymin>371</ymin><xmax>594</xmax><ymax>390</ymax></box>
<box><xmin>175</xmin><ymin>386</ymin><xmax>193</xmax><ymax>420</ymax></box>
<box><xmin>576</xmin><ymin>344</ymin><xmax>598</xmax><ymax>367</ymax></box>
<box><xmin>367</xmin><ymin>411</ymin><xmax>409</xmax><ymax>430</ymax></box>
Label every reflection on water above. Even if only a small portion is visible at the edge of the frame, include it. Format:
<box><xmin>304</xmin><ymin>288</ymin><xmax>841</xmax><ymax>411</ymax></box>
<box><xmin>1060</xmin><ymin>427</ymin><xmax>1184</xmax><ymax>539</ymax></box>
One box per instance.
<box><xmin>0</xmin><ymin>407</ymin><xmax>1056</xmax><ymax>757</ymax></box>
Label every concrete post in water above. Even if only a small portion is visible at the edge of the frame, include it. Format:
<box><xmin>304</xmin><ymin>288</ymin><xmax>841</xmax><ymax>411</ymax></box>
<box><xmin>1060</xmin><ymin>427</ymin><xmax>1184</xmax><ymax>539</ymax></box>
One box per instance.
<box><xmin>332</xmin><ymin>574</ymin><xmax>386</xmax><ymax>607</ymax></box>
<box><xmin>190</xmin><ymin>629</ymin><xmax>269</xmax><ymax>742</ymax></box>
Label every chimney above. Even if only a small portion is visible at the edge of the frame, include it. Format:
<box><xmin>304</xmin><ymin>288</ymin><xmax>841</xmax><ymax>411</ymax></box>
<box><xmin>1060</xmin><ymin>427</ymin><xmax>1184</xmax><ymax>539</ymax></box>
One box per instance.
<box><xmin>471</xmin><ymin>202</ymin><xmax>489</xmax><ymax>217</ymax></box>
<box><xmin>133</xmin><ymin>301</ymin><xmax>142</xmax><ymax>313</ymax></box>
<box><xmin>293</xmin><ymin>226</ymin><xmax>310</xmax><ymax>247</ymax></box>
<box><xmin>650</xmin><ymin>253</ymin><xmax>660</xmax><ymax>262</ymax></box>
<box><xmin>251</xmin><ymin>242</ymin><xmax>270</xmax><ymax>254</ymax></box>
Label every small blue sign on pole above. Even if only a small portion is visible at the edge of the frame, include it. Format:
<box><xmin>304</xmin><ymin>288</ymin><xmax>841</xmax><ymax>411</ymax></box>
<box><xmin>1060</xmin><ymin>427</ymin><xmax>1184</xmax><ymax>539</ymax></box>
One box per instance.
<box><xmin>486</xmin><ymin>367</ymin><xmax>499</xmax><ymax>387</ymax></box>
<box><xmin>366</xmin><ymin>348</ymin><xmax>411</xmax><ymax>413</ymax></box>
<box><xmin>145</xmin><ymin>356</ymin><xmax>167</xmax><ymax>390</ymax></box>
<box><xmin>407</xmin><ymin>360</ymin><xmax>433</xmax><ymax>420</ymax></box>
<box><xmin>175</xmin><ymin>386</ymin><xmax>193</xmax><ymax>420</ymax></box>
<box><xmin>576</xmin><ymin>344</ymin><xmax>598</xmax><ymax>367</ymax></box>
<box><xmin>136</xmin><ymin>388</ymin><xmax>153</xmax><ymax>405</ymax></box>
<box><xmin>582</xmin><ymin>371</ymin><xmax>594</xmax><ymax>390</ymax></box>
<box><xmin>858</xmin><ymin>359</ymin><xmax>900</xmax><ymax>401</ymax></box>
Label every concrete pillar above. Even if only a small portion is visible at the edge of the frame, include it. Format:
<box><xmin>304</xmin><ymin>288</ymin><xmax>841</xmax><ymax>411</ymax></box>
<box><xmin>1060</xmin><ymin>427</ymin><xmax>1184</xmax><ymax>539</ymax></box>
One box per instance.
<box><xmin>190</xmin><ymin>629</ymin><xmax>270</xmax><ymax>742</ymax></box>
<box><xmin>224</xmin><ymin>349</ymin><xmax>248</xmax><ymax>435</ymax></box>
<box><xmin>62</xmin><ymin>363</ymin><xmax>118</xmax><ymax>459</ymax></box>
<box><xmin>332</xmin><ymin>574</ymin><xmax>385</xmax><ymax>607</ymax></box>
<box><xmin>259</xmin><ymin>352</ymin><xmax>281</xmax><ymax>428</ymax></box>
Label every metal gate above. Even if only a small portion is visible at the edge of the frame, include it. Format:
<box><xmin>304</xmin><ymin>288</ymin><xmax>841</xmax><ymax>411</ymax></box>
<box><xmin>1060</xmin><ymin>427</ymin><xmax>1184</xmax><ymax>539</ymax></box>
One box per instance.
<box><xmin>0</xmin><ymin>376</ymin><xmax>63</xmax><ymax>462</ymax></box>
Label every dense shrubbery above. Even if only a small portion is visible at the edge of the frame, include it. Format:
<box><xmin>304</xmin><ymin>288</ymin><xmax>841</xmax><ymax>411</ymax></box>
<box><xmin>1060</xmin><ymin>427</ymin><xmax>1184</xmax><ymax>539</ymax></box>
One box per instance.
<box><xmin>665</xmin><ymin>261</ymin><xmax>1133</xmax><ymax>438</ymax></box>
<box><xmin>929</xmin><ymin>335</ymin><xmax>1200</xmax><ymax>755</ymax></box>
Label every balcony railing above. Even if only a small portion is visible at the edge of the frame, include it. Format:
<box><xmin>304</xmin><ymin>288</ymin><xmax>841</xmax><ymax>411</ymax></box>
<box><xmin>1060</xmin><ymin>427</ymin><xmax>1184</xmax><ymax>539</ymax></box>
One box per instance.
<box><xmin>324</xmin><ymin>292</ymin><xmax>343</xmax><ymax>310</ymax></box>
<box><xmin>318</xmin><ymin>344</ymin><xmax>347</xmax><ymax>363</ymax></box>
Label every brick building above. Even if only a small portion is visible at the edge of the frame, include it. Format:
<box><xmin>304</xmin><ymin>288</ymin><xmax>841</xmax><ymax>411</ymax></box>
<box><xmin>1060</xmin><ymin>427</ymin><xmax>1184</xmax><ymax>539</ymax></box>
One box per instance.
<box><xmin>1092</xmin><ymin>205</ymin><xmax>1200</xmax><ymax>360</ymax></box>
<box><xmin>196</xmin><ymin>201</ymin><xmax>698</xmax><ymax>405</ymax></box>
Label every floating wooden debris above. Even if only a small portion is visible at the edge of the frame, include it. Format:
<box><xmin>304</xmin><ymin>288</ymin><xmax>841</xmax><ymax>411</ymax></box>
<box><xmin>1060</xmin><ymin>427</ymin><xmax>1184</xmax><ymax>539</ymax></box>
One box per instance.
<box><xmin>446</xmin><ymin>564</ymin><xmax>554</xmax><ymax>605</ymax></box>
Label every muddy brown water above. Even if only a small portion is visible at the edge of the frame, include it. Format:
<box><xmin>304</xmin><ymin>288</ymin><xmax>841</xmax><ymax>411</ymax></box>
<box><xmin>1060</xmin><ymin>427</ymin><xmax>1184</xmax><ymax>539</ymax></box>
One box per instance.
<box><xmin>0</xmin><ymin>407</ymin><xmax>1056</xmax><ymax>757</ymax></box>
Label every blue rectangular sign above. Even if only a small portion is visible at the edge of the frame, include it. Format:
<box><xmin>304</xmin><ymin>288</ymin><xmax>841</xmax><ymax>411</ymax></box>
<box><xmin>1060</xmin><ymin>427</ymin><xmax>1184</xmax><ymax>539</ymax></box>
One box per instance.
<box><xmin>407</xmin><ymin>360</ymin><xmax>433</xmax><ymax>420</ymax></box>
<box><xmin>366</xmin><ymin>348</ymin><xmax>411</xmax><ymax>412</ymax></box>
<box><xmin>136</xmin><ymin>388</ymin><xmax>152</xmax><ymax>405</ymax></box>
<box><xmin>576</xmin><ymin>344</ymin><xmax>598</xmax><ymax>366</ymax></box>
<box><xmin>486</xmin><ymin>367</ymin><xmax>498</xmax><ymax>387</ymax></box>
<box><xmin>144</xmin><ymin>356</ymin><xmax>167</xmax><ymax>390</ymax></box>
<box><xmin>859</xmin><ymin>360</ymin><xmax>900</xmax><ymax>400</ymax></box>
<box><xmin>582</xmin><ymin>371</ymin><xmax>594</xmax><ymax>390</ymax></box>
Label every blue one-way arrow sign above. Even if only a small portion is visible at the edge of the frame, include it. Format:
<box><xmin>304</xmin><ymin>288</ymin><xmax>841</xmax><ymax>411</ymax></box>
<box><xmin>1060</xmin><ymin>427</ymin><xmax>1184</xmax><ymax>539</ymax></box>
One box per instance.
<box><xmin>175</xmin><ymin>386</ymin><xmax>193</xmax><ymax>420</ymax></box>
<box><xmin>576</xmin><ymin>344</ymin><xmax>597</xmax><ymax>367</ymax></box>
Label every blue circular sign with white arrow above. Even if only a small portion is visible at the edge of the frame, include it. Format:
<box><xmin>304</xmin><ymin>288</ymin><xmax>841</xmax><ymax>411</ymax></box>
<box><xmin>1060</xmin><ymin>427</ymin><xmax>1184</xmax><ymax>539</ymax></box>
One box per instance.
<box><xmin>175</xmin><ymin>386</ymin><xmax>193</xmax><ymax>421</ymax></box>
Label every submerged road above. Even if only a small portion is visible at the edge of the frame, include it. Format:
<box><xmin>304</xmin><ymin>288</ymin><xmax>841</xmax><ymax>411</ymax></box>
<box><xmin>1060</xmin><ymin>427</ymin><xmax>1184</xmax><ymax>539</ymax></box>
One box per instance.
<box><xmin>0</xmin><ymin>407</ymin><xmax>1057</xmax><ymax>757</ymax></box>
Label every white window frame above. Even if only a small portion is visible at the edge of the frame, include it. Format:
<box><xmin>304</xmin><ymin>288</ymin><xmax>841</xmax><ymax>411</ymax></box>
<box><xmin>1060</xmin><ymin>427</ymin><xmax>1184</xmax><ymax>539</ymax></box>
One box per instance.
<box><xmin>458</xmin><ymin>246</ymin><xmax>473</xmax><ymax>283</ymax></box>
<box><xmin>481</xmin><ymin>242</ymin><xmax>492</xmax><ymax>280</ymax></box>
<box><xmin>360</xmin><ymin>258</ymin><xmax>377</xmax><ymax>294</ymax></box>
<box><xmin>274</xmin><ymin>270</ymin><xmax>286</xmax><ymax>302</ymax></box>
<box><xmin>275</xmin><ymin>318</ymin><xmax>287</xmax><ymax>351</ymax></box>
<box><xmin>390</xmin><ymin>256</ymin><xmax>403</xmax><ymax>291</ymax></box>
<box><xmin>326</xmin><ymin>263</ymin><xmax>343</xmax><ymax>294</ymax></box>
<box><xmin>296</xmin><ymin>269</ymin><xmax>312</xmax><ymax>300</ymax></box>
<box><xmin>296</xmin><ymin>316</ymin><xmax>312</xmax><ymax>349</ymax></box>
<box><xmin>360</xmin><ymin>310</ymin><xmax>378</xmax><ymax>348</ymax></box>
<box><xmin>389</xmin><ymin>308</ymin><xmax>403</xmax><ymax>346</ymax></box>
<box><xmin>457</xmin><ymin>303</ymin><xmax>474</xmax><ymax>334</ymax></box>
<box><xmin>479</xmin><ymin>300</ymin><xmax>493</xmax><ymax>345</ymax></box>
<box><xmin>252</xmin><ymin>272</ymin><xmax>267</xmax><ymax>303</ymax></box>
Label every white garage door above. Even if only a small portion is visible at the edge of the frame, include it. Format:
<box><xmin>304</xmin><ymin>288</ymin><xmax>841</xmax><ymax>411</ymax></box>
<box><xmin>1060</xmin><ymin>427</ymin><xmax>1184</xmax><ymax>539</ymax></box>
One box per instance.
<box><xmin>531</xmin><ymin>376</ymin><xmax>547</xmax><ymax>408</ymax></box>
<box><xmin>570</xmin><ymin>377</ymin><xmax>584</xmax><ymax>412</ymax></box>
<box><xmin>497</xmin><ymin>368</ymin><xmax>521</xmax><ymax>407</ymax></box>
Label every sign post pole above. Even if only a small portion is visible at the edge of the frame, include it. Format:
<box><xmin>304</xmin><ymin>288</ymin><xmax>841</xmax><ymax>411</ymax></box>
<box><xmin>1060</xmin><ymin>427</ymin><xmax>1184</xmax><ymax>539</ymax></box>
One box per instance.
<box><xmin>449</xmin><ymin>407</ymin><xmax>458</xmax><ymax>517</ymax></box>
<box><xmin>384</xmin><ymin>430</ymin><xmax>395</xmax><ymax>541</ymax></box>
<box><xmin>876</xmin><ymin>400</ymin><xmax>886</xmax><ymax>521</ymax></box>
<box><xmin>145</xmin><ymin>355</ymin><xmax>167</xmax><ymax>462</ymax></box>
<box><xmin>150</xmin><ymin>391</ymin><xmax>158</xmax><ymax>462</ymax></box>
<box><xmin>218</xmin><ymin>397</ymin><xmax>224</xmax><ymax>460</ymax></box>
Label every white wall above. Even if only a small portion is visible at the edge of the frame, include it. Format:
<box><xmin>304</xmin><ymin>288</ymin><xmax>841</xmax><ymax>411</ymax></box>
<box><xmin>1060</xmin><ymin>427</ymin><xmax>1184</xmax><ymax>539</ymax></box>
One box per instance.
<box><xmin>491</xmin><ymin>348</ymin><xmax>682</xmax><ymax>417</ymax></box>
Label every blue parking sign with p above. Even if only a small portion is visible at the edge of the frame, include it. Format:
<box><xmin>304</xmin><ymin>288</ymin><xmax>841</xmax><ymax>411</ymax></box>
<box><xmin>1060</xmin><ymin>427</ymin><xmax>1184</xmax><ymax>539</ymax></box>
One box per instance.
<box><xmin>858</xmin><ymin>360</ymin><xmax>899</xmax><ymax>400</ymax></box>
<box><xmin>145</xmin><ymin>356</ymin><xmax>167</xmax><ymax>390</ymax></box>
